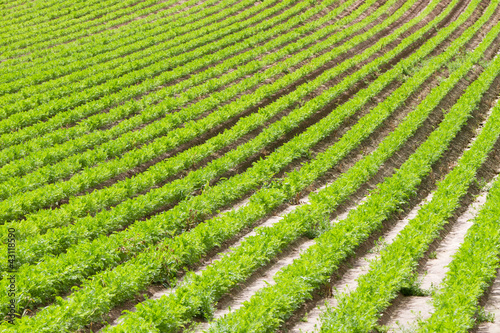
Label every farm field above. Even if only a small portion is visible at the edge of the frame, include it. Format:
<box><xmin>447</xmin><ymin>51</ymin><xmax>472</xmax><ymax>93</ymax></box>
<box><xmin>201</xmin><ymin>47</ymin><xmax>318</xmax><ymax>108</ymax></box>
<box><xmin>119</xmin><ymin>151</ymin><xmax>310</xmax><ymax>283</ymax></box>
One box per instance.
<box><xmin>1</xmin><ymin>0</ymin><xmax>500</xmax><ymax>331</ymax></box>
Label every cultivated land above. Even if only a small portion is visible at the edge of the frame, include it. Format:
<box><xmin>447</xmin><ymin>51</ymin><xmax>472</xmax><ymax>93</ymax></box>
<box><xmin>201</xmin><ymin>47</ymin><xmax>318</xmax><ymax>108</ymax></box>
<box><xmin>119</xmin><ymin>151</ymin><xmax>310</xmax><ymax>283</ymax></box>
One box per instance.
<box><xmin>1</xmin><ymin>0</ymin><xmax>500</xmax><ymax>332</ymax></box>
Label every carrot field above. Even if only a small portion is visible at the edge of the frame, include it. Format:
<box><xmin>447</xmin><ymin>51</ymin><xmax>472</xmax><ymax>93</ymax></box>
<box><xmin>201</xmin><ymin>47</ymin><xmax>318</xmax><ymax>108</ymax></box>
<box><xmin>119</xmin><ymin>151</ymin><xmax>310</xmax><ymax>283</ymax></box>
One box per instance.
<box><xmin>1</xmin><ymin>0</ymin><xmax>500</xmax><ymax>331</ymax></box>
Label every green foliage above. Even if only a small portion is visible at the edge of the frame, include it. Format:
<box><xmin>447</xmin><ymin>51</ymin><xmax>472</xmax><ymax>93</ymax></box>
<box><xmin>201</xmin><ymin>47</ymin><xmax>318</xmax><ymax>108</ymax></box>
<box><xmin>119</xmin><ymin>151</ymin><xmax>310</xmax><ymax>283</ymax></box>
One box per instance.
<box><xmin>4</xmin><ymin>0</ymin><xmax>500</xmax><ymax>331</ymax></box>
<box><xmin>417</xmin><ymin>167</ymin><xmax>500</xmax><ymax>331</ymax></box>
<box><xmin>400</xmin><ymin>273</ymin><xmax>429</xmax><ymax>297</ymax></box>
<box><xmin>477</xmin><ymin>307</ymin><xmax>495</xmax><ymax>323</ymax></box>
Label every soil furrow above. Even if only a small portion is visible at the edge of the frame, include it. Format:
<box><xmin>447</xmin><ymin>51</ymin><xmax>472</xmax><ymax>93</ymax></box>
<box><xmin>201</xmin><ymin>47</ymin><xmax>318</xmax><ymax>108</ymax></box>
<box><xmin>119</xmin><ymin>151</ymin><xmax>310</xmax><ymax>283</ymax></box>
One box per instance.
<box><xmin>475</xmin><ymin>269</ymin><xmax>500</xmax><ymax>332</ymax></box>
<box><xmin>385</xmin><ymin>176</ymin><xmax>497</xmax><ymax>332</ymax></box>
<box><xmin>288</xmin><ymin>192</ymin><xmax>433</xmax><ymax>333</ymax></box>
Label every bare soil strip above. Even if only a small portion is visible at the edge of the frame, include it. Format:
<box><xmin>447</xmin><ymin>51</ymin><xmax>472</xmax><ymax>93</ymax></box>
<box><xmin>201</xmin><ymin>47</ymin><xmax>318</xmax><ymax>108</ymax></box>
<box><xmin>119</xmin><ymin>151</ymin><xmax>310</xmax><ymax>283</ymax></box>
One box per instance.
<box><xmin>475</xmin><ymin>270</ymin><xmax>500</xmax><ymax>332</ymax></box>
<box><xmin>288</xmin><ymin>193</ymin><xmax>433</xmax><ymax>333</ymax></box>
<box><xmin>385</xmin><ymin>186</ymin><xmax>491</xmax><ymax>332</ymax></box>
<box><xmin>193</xmin><ymin>193</ymin><xmax>366</xmax><ymax>333</ymax></box>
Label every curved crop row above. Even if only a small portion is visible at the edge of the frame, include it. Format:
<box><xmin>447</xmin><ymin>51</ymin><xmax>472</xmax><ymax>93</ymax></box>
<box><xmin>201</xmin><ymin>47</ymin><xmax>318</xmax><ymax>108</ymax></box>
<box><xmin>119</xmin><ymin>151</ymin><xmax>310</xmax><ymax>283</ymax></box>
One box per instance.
<box><xmin>0</xmin><ymin>0</ymin><xmax>243</xmax><ymax>99</ymax></box>
<box><xmin>0</xmin><ymin>0</ymin><xmax>372</xmax><ymax>209</ymax></box>
<box><xmin>3</xmin><ymin>0</ymin><xmax>498</xmax><ymax>331</ymax></box>
<box><xmin>0</xmin><ymin>0</ymin><xmax>460</xmax><ymax>322</ymax></box>
<box><xmin>0</xmin><ymin>0</ymin><xmax>408</xmax><ymax>273</ymax></box>
<box><xmin>0</xmin><ymin>0</ymin><xmax>295</xmax><ymax>138</ymax></box>
<box><xmin>0</xmin><ymin>0</ymin><xmax>424</xmax><ymax>315</ymax></box>
<box><xmin>210</xmin><ymin>26</ymin><xmax>499</xmax><ymax>333</ymax></box>
<box><xmin>0</xmin><ymin>0</ymin><xmax>211</xmax><ymax>71</ymax></box>
<box><xmin>193</xmin><ymin>1</ymin><xmax>497</xmax><ymax>331</ymax></box>
<box><xmin>0</xmin><ymin>0</ymin><xmax>172</xmax><ymax>49</ymax></box>
<box><xmin>0</xmin><ymin>0</ymin><xmax>277</xmax><ymax>100</ymax></box>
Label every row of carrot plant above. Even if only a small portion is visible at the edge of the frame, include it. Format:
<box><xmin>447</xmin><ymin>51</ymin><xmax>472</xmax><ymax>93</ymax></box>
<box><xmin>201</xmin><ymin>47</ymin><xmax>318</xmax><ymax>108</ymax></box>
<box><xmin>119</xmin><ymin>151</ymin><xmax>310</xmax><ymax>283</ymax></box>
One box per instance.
<box><xmin>0</xmin><ymin>0</ymin><xmax>429</xmax><ymax>315</ymax></box>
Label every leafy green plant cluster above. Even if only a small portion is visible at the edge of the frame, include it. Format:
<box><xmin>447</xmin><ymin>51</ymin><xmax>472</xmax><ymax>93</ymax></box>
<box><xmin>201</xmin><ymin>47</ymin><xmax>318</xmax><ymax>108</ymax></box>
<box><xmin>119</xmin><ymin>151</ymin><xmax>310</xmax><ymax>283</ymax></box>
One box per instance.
<box><xmin>0</xmin><ymin>1</ymin><xmax>319</xmax><ymax>221</ymax></box>
<box><xmin>0</xmin><ymin>0</ymin><xmax>114</xmax><ymax>33</ymax></box>
<box><xmin>0</xmin><ymin>0</ymin><xmax>364</xmax><ymax>198</ymax></box>
<box><xmin>0</xmin><ymin>0</ymin><xmax>225</xmax><ymax>61</ymax></box>
<box><xmin>1</xmin><ymin>0</ymin><xmax>279</xmax><ymax>119</ymax></box>
<box><xmin>0</xmin><ymin>0</ymin><xmax>75</xmax><ymax>26</ymax></box>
